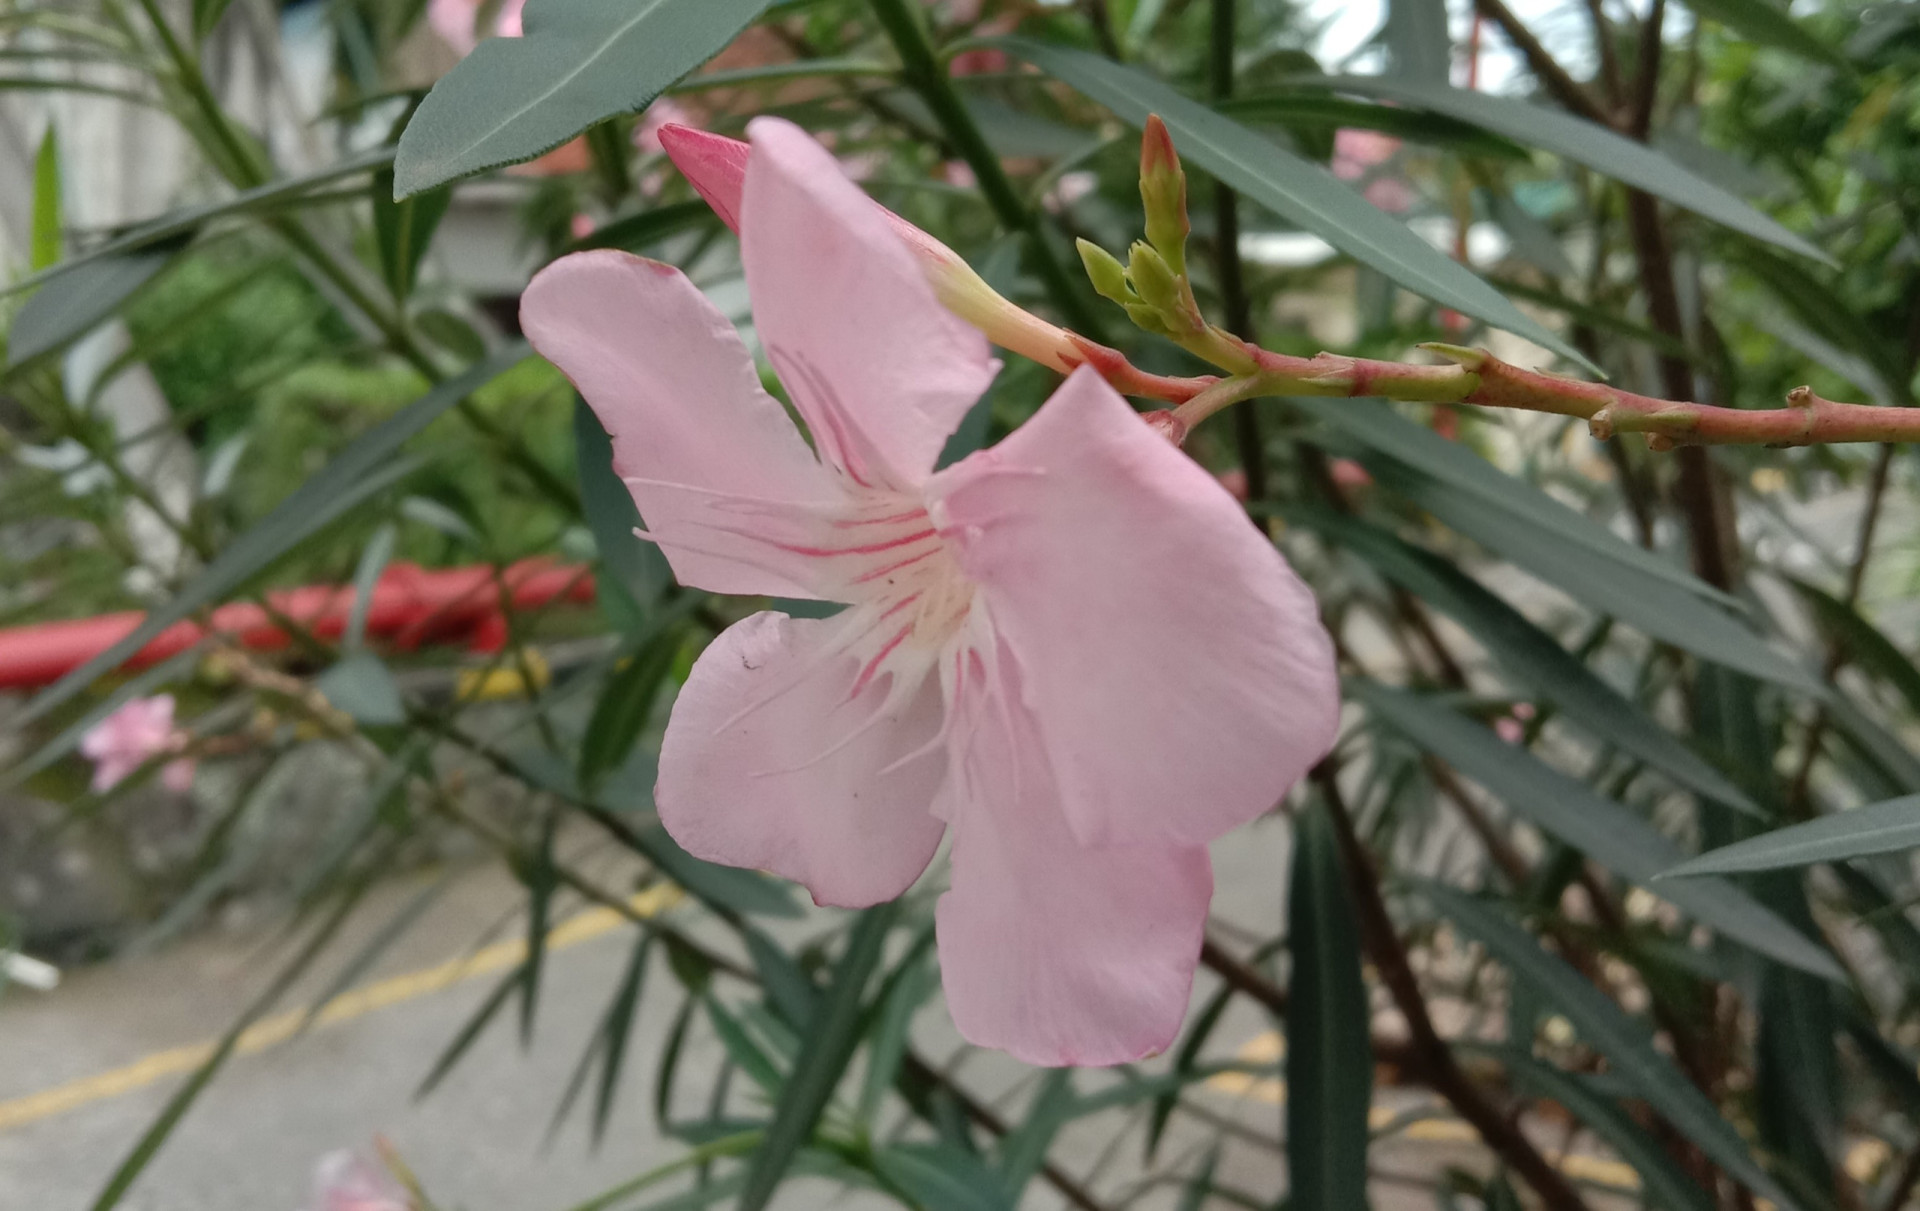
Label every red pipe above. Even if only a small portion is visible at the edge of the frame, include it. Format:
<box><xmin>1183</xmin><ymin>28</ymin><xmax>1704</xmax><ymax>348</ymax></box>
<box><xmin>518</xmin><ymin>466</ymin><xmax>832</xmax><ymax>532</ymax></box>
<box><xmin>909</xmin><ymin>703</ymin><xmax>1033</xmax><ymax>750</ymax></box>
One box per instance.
<box><xmin>0</xmin><ymin>560</ymin><xmax>597</xmax><ymax>691</ymax></box>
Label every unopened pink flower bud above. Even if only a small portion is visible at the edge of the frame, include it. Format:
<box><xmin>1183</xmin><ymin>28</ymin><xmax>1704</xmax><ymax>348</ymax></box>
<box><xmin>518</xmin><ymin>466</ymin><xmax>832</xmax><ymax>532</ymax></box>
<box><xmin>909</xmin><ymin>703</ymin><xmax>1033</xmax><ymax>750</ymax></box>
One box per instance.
<box><xmin>657</xmin><ymin>124</ymin><xmax>1095</xmax><ymax>379</ymax></box>
<box><xmin>1139</xmin><ymin>116</ymin><xmax>1190</xmax><ymax>278</ymax></box>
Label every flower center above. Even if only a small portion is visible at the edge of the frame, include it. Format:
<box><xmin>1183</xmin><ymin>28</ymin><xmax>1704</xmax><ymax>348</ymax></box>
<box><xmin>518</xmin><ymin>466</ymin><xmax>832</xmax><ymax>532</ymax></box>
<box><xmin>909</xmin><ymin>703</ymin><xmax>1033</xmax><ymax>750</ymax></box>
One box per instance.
<box><xmin>815</xmin><ymin>494</ymin><xmax>977</xmax><ymax>700</ymax></box>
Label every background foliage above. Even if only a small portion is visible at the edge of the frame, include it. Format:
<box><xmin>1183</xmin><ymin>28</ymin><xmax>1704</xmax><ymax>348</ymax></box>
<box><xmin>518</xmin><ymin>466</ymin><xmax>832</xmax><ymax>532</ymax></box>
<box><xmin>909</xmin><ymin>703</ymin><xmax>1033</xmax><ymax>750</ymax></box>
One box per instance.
<box><xmin>4</xmin><ymin>0</ymin><xmax>1920</xmax><ymax>1208</ymax></box>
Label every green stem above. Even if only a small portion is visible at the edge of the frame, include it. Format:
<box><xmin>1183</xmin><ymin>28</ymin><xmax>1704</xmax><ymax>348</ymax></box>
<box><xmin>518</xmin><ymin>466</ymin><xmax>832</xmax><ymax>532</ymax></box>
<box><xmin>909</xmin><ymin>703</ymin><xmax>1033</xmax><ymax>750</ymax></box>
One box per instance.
<box><xmin>1207</xmin><ymin>0</ymin><xmax>1266</xmax><ymax>502</ymax></box>
<box><xmin>866</xmin><ymin>0</ymin><xmax>1106</xmax><ymax>338</ymax></box>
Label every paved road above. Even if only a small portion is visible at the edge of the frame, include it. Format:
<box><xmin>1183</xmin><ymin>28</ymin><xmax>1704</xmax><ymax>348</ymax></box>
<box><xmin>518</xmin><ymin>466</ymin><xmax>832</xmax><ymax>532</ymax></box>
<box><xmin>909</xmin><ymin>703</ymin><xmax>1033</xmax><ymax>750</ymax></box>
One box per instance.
<box><xmin>0</xmin><ymin>816</ymin><xmax>1596</xmax><ymax>1211</ymax></box>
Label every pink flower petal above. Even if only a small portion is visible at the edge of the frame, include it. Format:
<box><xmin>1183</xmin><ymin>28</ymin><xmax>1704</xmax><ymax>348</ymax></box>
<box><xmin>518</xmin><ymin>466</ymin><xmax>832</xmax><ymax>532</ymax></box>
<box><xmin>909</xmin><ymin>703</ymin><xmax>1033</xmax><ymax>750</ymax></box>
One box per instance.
<box><xmin>741</xmin><ymin>118</ymin><xmax>997</xmax><ymax>489</ymax></box>
<box><xmin>522</xmin><ymin>250</ymin><xmax>847</xmax><ymax>598</ymax></box>
<box><xmin>657</xmin><ymin>125</ymin><xmax>751</xmax><ymax>231</ymax></box>
<box><xmin>935</xmin><ymin>652</ymin><xmax>1212</xmax><ymax>1066</ymax></box>
<box><xmin>926</xmin><ymin>368</ymin><xmax>1340</xmax><ymax>849</ymax></box>
<box><xmin>657</xmin><ymin>612</ymin><xmax>949</xmax><ymax>909</ymax></box>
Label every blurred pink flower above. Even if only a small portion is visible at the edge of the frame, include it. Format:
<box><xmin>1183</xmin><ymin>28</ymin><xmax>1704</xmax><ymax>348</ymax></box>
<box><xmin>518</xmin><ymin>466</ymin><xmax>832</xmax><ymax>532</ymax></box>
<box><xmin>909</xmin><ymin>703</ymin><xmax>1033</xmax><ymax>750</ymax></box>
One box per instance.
<box><xmin>309</xmin><ymin>1150</ymin><xmax>409</xmax><ymax>1211</ymax></box>
<box><xmin>1333</xmin><ymin>128</ymin><xmax>1414</xmax><ymax>213</ymax></box>
<box><xmin>941</xmin><ymin>160</ymin><xmax>978</xmax><ymax>190</ymax></box>
<box><xmin>427</xmin><ymin>0</ymin><xmax>524</xmax><ymax>55</ymax></box>
<box><xmin>79</xmin><ymin>694</ymin><xmax>192</xmax><ymax>794</ymax></box>
<box><xmin>1041</xmin><ymin>170</ymin><xmax>1098</xmax><ymax>214</ymax></box>
<box><xmin>1495</xmin><ymin>701</ymin><xmax>1537</xmax><ymax>744</ymax></box>
<box><xmin>522</xmin><ymin>118</ymin><xmax>1339</xmax><ymax>1066</ymax></box>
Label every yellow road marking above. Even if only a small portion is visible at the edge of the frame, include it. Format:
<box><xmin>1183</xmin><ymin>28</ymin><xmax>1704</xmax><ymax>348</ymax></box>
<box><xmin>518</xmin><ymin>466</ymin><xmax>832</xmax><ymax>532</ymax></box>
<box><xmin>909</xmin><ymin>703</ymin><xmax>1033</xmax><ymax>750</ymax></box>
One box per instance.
<box><xmin>0</xmin><ymin>884</ymin><xmax>682</xmax><ymax>1134</ymax></box>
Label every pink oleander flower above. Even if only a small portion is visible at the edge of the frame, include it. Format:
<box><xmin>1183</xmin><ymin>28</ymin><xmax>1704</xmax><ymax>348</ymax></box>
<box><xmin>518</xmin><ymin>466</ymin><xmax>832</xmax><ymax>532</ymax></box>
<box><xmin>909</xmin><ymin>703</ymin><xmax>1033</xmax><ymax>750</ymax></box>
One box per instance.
<box><xmin>79</xmin><ymin>694</ymin><xmax>193</xmax><ymax>794</ymax></box>
<box><xmin>522</xmin><ymin>118</ymin><xmax>1338</xmax><ymax>1066</ymax></box>
<box><xmin>308</xmin><ymin>1150</ymin><xmax>409</xmax><ymax>1211</ymax></box>
<box><xmin>427</xmin><ymin>0</ymin><xmax>523</xmax><ymax>56</ymax></box>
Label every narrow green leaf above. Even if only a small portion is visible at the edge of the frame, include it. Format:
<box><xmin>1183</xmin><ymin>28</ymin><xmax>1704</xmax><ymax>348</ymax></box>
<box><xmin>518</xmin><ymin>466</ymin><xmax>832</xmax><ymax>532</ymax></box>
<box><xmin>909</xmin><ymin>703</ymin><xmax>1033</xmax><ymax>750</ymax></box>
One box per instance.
<box><xmin>704</xmin><ymin>996</ymin><xmax>785</xmax><ymax>1095</ymax></box>
<box><xmin>1358</xmin><ymin>454</ymin><xmax>1814</xmax><ymax>691</ymax></box>
<box><xmin>518</xmin><ymin>816</ymin><xmax>560</xmax><ymax>1047</ymax></box>
<box><xmin>90</xmin><ymin>884</ymin><xmax>371</xmax><ymax>1211</ymax></box>
<box><xmin>1292</xmin><ymin>504</ymin><xmax>1759</xmax><ymax>812</ymax></box>
<box><xmin>857</xmin><ymin>942</ymin><xmax>938</xmax><ymax>1129</ymax></box>
<box><xmin>574</xmin><ymin>396</ymin><xmax>671</xmax><ymax>630</ymax></box>
<box><xmin>1356</xmin><ymin>682</ymin><xmax>1841</xmax><ymax>978</ymax></box>
<box><xmin>1319</xmin><ymin>76</ymin><xmax>1832</xmax><ymax>264</ymax></box>
<box><xmin>372</xmin><ymin>167</ymin><xmax>450</xmax><ymax>301</ymax></box>
<box><xmin>192</xmin><ymin>0</ymin><xmax>237</xmax><ymax>38</ymax></box>
<box><xmin>1494</xmin><ymin>1048</ymin><xmax>1714</xmax><ymax>1211</ymax></box>
<box><xmin>992</xmin><ymin>38</ymin><xmax>1595</xmax><ymax>371</ymax></box>
<box><xmin>1174</xmin><ymin>1146</ymin><xmax>1220</xmax><ymax>1211</ymax></box>
<box><xmin>4</xmin><ymin>147</ymin><xmax>396</xmax><ymax>299</ymax></box>
<box><xmin>1146</xmin><ymin>981</ymin><xmax>1235</xmax><ymax>1159</ymax></box>
<box><xmin>30</xmin><ymin>125</ymin><xmax>61</xmax><ymax>272</ymax></box>
<box><xmin>1381</xmin><ymin>0</ymin><xmax>1450</xmax><ymax>84</ymax></box>
<box><xmin>739</xmin><ymin>903</ymin><xmax>898</xmax><ymax>1211</ymax></box>
<box><xmin>1680</xmin><ymin>0</ymin><xmax>1853</xmax><ymax>73</ymax></box>
<box><xmin>1425</xmin><ymin>886</ymin><xmax>1802</xmax><ymax>1211</ymax></box>
<box><xmin>996</xmin><ymin>1070</ymin><xmax>1074</xmax><ymax>1197</ymax></box>
<box><xmin>593</xmin><ymin>932</ymin><xmax>654</xmax><ymax>1142</ymax></box>
<box><xmin>564</xmin><ymin>200</ymin><xmax>717</xmax><ymax>255</ymax></box>
<box><xmin>20</xmin><ymin>345</ymin><xmax>529</xmax><ymax>724</ymax></box>
<box><xmin>344</xmin><ymin>524</ymin><xmax>397</xmax><ymax>652</ymax></box>
<box><xmin>1220</xmin><ymin>92</ymin><xmax>1528</xmax><ymax>160</ymax></box>
<box><xmin>1792</xmin><ymin>579</ymin><xmax>1920</xmax><ymax>714</ymax></box>
<box><xmin>1664</xmin><ymin>794</ymin><xmax>1920</xmax><ymax>877</ymax></box>
<box><xmin>9</xmin><ymin>248</ymin><xmax>178</xmax><ymax>367</ymax></box>
<box><xmin>394</xmin><ymin>0</ymin><xmax>775</xmax><ymax>197</ymax></box>
<box><xmin>873</xmin><ymin>1143</ymin><xmax>1014</xmax><ymax>1211</ymax></box>
<box><xmin>1286</xmin><ymin>801</ymin><xmax>1372</xmax><ymax>1211</ymax></box>
<box><xmin>315</xmin><ymin>652</ymin><xmax>407</xmax><ymax>726</ymax></box>
<box><xmin>579</xmin><ymin>627</ymin><xmax>682</xmax><ymax>794</ymax></box>
<box><xmin>416</xmin><ymin>960</ymin><xmax>526</xmax><ymax>1098</ymax></box>
<box><xmin>1297</xmin><ymin>398</ymin><xmax>1736</xmax><ymax>606</ymax></box>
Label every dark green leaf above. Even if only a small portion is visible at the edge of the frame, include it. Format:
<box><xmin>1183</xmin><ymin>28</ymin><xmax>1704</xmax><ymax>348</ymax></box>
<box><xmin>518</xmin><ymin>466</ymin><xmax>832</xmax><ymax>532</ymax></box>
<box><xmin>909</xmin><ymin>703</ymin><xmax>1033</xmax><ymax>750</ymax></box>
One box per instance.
<box><xmin>996</xmin><ymin>1069</ymin><xmax>1074</xmax><ymax>1197</ymax></box>
<box><xmin>1292</xmin><ymin>504</ymin><xmax>1759</xmax><ymax>812</ymax></box>
<box><xmin>564</xmin><ymin>200</ymin><xmax>717</xmax><ymax>255</ymax></box>
<box><xmin>1318</xmin><ymin>76</ymin><xmax>1831</xmax><ymax>264</ymax></box>
<box><xmin>1357</xmin><ymin>454</ymin><xmax>1814</xmax><ymax>691</ymax></box>
<box><xmin>1286</xmin><ymin>801</ymin><xmax>1372</xmax><ymax>1211</ymax></box>
<box><xmin>704</xmin><ymin>995</ymin><xmax>784</xmax><ymax>1095</ymax></box>
<box><xmin>10</xmin><ymin>248</ymin><xmax>177</xmax><ymax>367</ymax></box>
<box><xmin>192</xmin><ymin>0</ymin><xmax>237</xmax><ymax>38</ymax></box>
<box><xmin>579</xmin><ymin>628</ymin><xmax>683</xmax><ymax>795</ymax></box>
<box><xmin>1664</xmin><ymin>794</ymin><xmax>1920</xmax><ymax>877</ymax></box>
<box><xmin>1220</xmin><ymin>92</ymin><xmax>1528</xmax><ymax>160</ymax></box>
<box><xmin>992</xmin><ymin>38</ymin><xmax>1595</xmax><ymax>370</ymax></box>
<box><xmin>1792</xmin><ymin>579</ymin><xmax>1920</xmax><ymax>714</ymax></box>
<box><xmin>739</xmin><ymin>903</ymin><xmax>898</xmax><ymax>1211</ymax></box>
<box><xmin>873</xmin><ymin>1143</ymin><xmax>1015</xmax><ymax>1211</ymax></box>
<box><xmin>1297</xmin><ymin>398</ymin><xmax>1735</xmax><ymax>605</ymax></box>
<box><xmin>1425</xmin><ymin>885</ymin><xmax>1802</xmax><ymax>1211</ymax></box>
<box><xmin>1382</xmin><ymin>0</ymin><xmax>1450</xmax><ymax>84</ymax></box>
<box><xmin>574</xmin><ymin>396</ymin><xmax>671</xmax><ymax>630</ymax></box>
<box><xmin>593</xmin><ymin>933</ymin><xmax>655</xmax><ymax>1142</ymax></box>
<box><xmin>416</xmin><ymin>959</ymin><xmax>526</xmax><ymax>1098</ymax></box>
<box><xmin>21</xmin><ymin>345</ymin><xmax>529</xmax><ymax>724</ymax></box>
<box><xmin>857</xmin><ymin>941</ymin><xmax>938</xmax><ymax>1129</ymax></box>
<box><xmin>394</xmin><ymin>0</ymin><xmax>775</xmax><ymax>197</ymax></box>
<box><xmin>1356</xmin><ymin>682</ymin><xmax>1841</xmax><ymax>978</ymax></box>
<box><xmin>1680</xmin><ymin>0</ymin><xmax>1853</xmax><ymax>73</ymax></box>
<box><xmin>372</xmin><ymin>167</ymin><xmax>450</xmax><ymax>301</ymax></box>
<box><xmin>1146</xmin><ymin>981</ymin><xmax>1234</xmax><ymax>1159</ymax></box>
<box><xmin>1495</xmin><ymin>1048</ymin><xmax>1714</xmax><ymax>1211</ymax></box>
